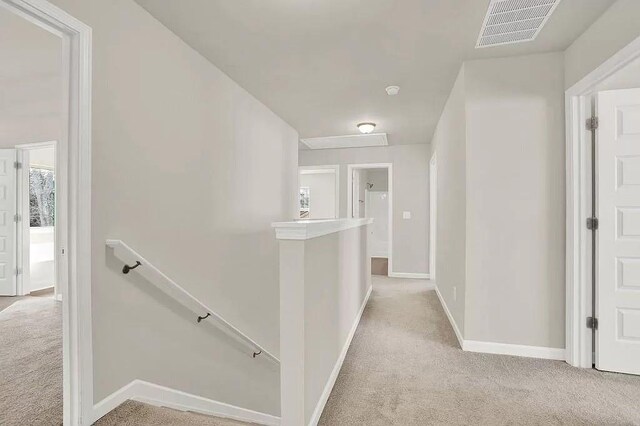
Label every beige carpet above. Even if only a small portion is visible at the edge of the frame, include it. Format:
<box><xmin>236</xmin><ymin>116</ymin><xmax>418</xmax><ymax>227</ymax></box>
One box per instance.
<box><xmin>94</xmin><ymin>400</ymin><xmax>251</xmax><ymax>425</ymax></box>
<box><xmin>0</xmin><ymin>295</ymin><xmax>25</xmax><ymax>312</ymax></box>
<box><xmin>0</xmin><ymin>296</ymin><xmax>62</xmax><ymax>425</ymax></box>
<box><xmin>319</xmin><ymin>276</ymin><xmax>640</xmax><ymax>425</ymax></box>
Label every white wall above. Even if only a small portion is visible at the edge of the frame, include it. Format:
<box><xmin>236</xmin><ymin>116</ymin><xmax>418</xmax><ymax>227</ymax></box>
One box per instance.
<box><xmin>593</xmin><ymin>55</ymin><xmax>640</xmax><ymax>92</ymax></box>
<box><xmin>464</xmin><ymin>53</ymin><xmax>566</xmax><ymax>349</ymax></box>
<box><xmin>366</xmin><ymin>169</ymin><xmax>388</xmax><ymax>191</ymax></box>
<box><xmin>299</xmin><ymin>172</ymin><xmax>336</xmax><ymax>219</ymax></box>
<box><xmin>430</xmin><ymin>66</ymin><xmax>467</xmax><ymax>335</ymax></box>
<box><xmin>48</xmin><ymin>0</ymin><xmax>298</xmax><ymax>415</ymax></box>
<box><xmin>300</xmin><ymin>145</ymin><xmax>429</xmax><ymax>275</ymax></box>
<box><xmin>431</xmin><ymin>53</ymin><xmax>566</xmax><ymax>350</ymax></box>
<box><xmin>564</xmin><ymin>0</ymin><xmax>640</xmax><ymax>89</ymax></box>
<box><xmin>277</xmin><ymin>223</ymin><xmax>371</xmax><ymax>425</ymax></box>
<box><xmin>29</xmin><ymin>227</ymin><xmax>55</xmax><ymax>291</ymax></box>
<box><xmin>0</xmin><ymin>9</ymin><xmax>62</xmax><ymax>146</ymax></box>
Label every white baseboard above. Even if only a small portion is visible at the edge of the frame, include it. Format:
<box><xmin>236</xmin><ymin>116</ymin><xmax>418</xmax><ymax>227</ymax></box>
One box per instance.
<box><xmin>434</xmin><ymin>285</ymin><xmax>565</xmax><ymax>361</ymax></box>
<box><xmin>92</xmin><ymin>380</ymin><xmax>140</xmax><ymax>423</ymax></box>
<box><xmin>463</xmin><ymin>340</ymin><xmax>565</xmax><ymax>360</ymax></box>
<box><xmin>92</xmin><ymin>380</ymin><xmax>280</xmax><ymax>426</ymax></box>
<box><xmin>308</xmin><ymin>285</ymin><xmax>373</xmax><ymax>426</ymax></box>
<box><xmin>388</xmin><ymin>272</ymin><xmax>430</xmax><ymax>279</ymax></box>
<box><xmin>434</xmin><ymin>285</ymin><xmax>464</xmax><ymax>349</ymax></box>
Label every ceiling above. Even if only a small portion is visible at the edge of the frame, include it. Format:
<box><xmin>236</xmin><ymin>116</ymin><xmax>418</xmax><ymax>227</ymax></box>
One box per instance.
<box><xmin>135</xmin><ymin>0</ymin><xmax>615</xmax><ymax>146</ymax></box>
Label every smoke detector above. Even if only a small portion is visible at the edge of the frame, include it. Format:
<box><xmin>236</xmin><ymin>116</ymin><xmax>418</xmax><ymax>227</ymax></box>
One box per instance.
<box><xmin>476</xmin><ymin>0</ymin><xmax>562</xmax><ymax>48</ymax></box>
<box><xmin>385</xmin><ymin>86</ymin><xmax>400</xmax><ymax>96</ymax></box>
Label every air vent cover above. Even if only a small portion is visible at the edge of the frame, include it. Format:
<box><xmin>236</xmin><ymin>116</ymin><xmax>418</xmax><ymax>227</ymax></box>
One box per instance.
<box><xmin>476</xmin><ymin>0</ymin><xmax>562</xmax><ymax>48</ymax></box>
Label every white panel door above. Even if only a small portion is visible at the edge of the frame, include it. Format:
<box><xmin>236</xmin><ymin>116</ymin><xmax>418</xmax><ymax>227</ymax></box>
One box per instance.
<box><xmin>597</xmin><ymin>89</ymin><xmax>640</xmax><ymax>375</ymax></box>
<box><xmin>366</xmin><ymin>191</ymin><xmax>389</xmax><ymax>258</ymax></box>
<box><xmin>0</xmin><ymin>149</ymin><xmax>17</xmax><ymax>296</ymax></box>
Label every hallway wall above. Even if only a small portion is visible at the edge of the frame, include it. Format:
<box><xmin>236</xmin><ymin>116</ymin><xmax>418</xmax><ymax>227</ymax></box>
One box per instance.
<box><xmin>429</xmin><ymin>66</ymin><xmax>467</xmax><ymax>336</ymax></box>
<box><xmin>0</xmin><ymin>9</ymin><xmax>62</xmax><ymax>146</ymax></box>
<box><xmin>47</xmin><ymin>0</ymin><xmax>298</xmax><ymax>415</ymax></box>
<box><xmin>564</xmin><ymin>0</ymin><xmax>640</xmax><ymax>89</ymax></box>
<box><xmin>464</xmin><ymin>53</ymin><xmax>565</xmax><ymax>349</ymax></box>
<box><xmin>431</xmin><ymin>53</ymin><xmax>566</xmax><ymax>350</ymax></box>
<box><xmin>299</xmin><ymin>144</ymin><xmax>430</xmax><ymax>275</ymax></box>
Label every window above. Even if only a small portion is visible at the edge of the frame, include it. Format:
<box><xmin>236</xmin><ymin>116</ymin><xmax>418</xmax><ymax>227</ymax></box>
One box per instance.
<box><xmin>30</xmin><ymin>168</ymin><xmax>55</xmax><ymax>227</ymax></box>
<box><xmin>299</xmin><ymin>187</ymin><xmax>310</xmax><ymax>218</ymax></box>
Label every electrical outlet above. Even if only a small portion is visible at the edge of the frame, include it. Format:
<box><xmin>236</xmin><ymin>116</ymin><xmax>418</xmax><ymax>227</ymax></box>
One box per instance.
<box><xmin>453</xmin><ymin>286</ymin><xmax>457</xmax><ymax>301</ymax></box>
<box><xmin>403</xmin><ymin>211</ymin><xmax>411</xmax><ymax>219</ymax></box>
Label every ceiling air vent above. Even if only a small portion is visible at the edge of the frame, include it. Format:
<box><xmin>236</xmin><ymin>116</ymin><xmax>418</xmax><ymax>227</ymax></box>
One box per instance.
<box><xmin>476</xmin><ymin>0</ymin><xmax>562</xmax><ymax>48</ymax></box>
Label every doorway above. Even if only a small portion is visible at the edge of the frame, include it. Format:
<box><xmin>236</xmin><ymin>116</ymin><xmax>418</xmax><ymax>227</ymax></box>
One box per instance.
<box><xmin>347</xmin><ymin>163</ymin><xmax>392</xmax><ymax>276</ymax></box>
<box><xmin>0</xmin><ymin>0</ymin><xmax>92</xmax><ymax>424</ymax></box>
<box><xmin>566</xmin><ymin>35</ymin><xmax>640</xmax><ymax>375</ymax></box>
<box><xmin>298</xmin><ymin>165</ymin><xmax>339</xmax><ymax>219</ymax></box>
<box><xmin>17</xmin><ymin>142</ymin><xmax>58</xmax><ymax>299</ymax></box>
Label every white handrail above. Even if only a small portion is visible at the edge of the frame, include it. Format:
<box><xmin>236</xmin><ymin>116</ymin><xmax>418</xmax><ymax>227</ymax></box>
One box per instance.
<box><xmin>106</xmin><ymin>239</ymin><xmax>279</xmax><ymax>364</ymax></box>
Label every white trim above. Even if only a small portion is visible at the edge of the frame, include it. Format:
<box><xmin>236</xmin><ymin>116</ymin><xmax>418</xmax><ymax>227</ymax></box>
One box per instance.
<box><xmin>435</xmin><ymin>286</ymin><xmax>463</xmax><ymax>349</ymax></box>
<box><xmin>463</xmin><ymin>341</ymin><xmax>566</xmax><ymax>361</ymax></box>
<box><xmin>308</xmin><ymin>285</ymin><xmax>372</xmax><ymax>426</ymax></box>
<box><xmin>0</xmin><ymin>1</ymin><xmax>93</xmax><ymax>425</ymax></box>
<box><xmin>272</xmin><ymin>218</ymin><xmax>372</xmax><ymax>240</ymax></box>
<box><xmin>298</xmin><ymin>165</ymin><xmax>340</xmax><ymax>219</ymax></box>
<box><xmin>91</xmin><ymin>381</ymin><xmax>139</xmax><ymax>422</ymax></box>
<box><xmin>347</xmin><ymin>163</ymin><xmax>394</xmax><ymax>274</ymax></box>
<box><xmin>565</xmin><ymin>34</ymin><xmax>640</xmax><ymax>369</ymax></box>
<box><xmin>429</xmin><ymin>153</ymin><xmax>437</xmax><ymax>281</ymax></box>
<box><xmin>92</xmin><ymin>380</ymin><xmax>280</xmax><ymax>426</ymax></box>
<box><xmin>388</xmin><ymin>272</ymin><xmax>430</xmax><ymax>280</ymax></box>
<box><xmin>106</xmin><ymin>239</ymin><xmax>279</xmax><ymax>364</ymax></box>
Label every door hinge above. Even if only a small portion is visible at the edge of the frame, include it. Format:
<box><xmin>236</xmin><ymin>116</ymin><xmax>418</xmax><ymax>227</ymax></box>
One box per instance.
<box><xmin>587</xmin><ymin>316</ymin><xmax>598</xmax><ymax>330</ymax></box>
<box><xmin>15</xmin><ymin>268</ymin><xmax>22</xmax><ymax>276</ymax></box>
<box><xmin>586</xmin><ymin>217</ymin><xmax>598</xmax><ymax>230</ymax></box>
<box><xmin>13</xmin><ymin>214</ymin><xmax>21</xmax><ymax>223</ymax></box>
<box><xmin>586</xmin><ymin>117</ymin><xmax>599</xmax><ymax>131</ymax></box>
<box><xmin>14</xmin><ymin>161</ymin><xmax>21</xmax><ymax>169</ymax></box>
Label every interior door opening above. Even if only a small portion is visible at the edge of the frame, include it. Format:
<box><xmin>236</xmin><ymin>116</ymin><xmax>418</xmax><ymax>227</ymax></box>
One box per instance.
<box><xmin>298</xmin><ymin>165</ymin><xmax>339</xmax><ymax>219</ymax></box>
<box><xmin>347</xmin><ymin>164</ymin><xmax>392</xmax><ymax>277</ymax></box>
<box><xmin>17</xmin><ymin>143</ymin><xmax>58</xmax><ymax>299</ymax></box>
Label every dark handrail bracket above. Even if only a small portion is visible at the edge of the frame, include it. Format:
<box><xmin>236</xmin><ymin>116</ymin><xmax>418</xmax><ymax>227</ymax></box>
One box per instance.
<box><xmin>197</xmin><ymin>313</ymin><xmax>211</xmax><ymax>323</ymax></box>
<box><xmin>253</xmin><ymin>350</ymin><xmax>262</xmax><ymax>358</ymax></box>
<box><xmin>122</xmin><ymin>261</ymin><xmax>142</xmax><ymax>274</ymax></box>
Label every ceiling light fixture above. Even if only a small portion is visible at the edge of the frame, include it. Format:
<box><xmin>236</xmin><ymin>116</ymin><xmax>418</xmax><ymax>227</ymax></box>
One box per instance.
<box><xmin>357</xmin><ymin>122</ymin><xmax>376</xmax><ymax>134</ymax></box>
<box><xmin>385</xmin><ymin>86</ymin><xmax>400</xmax><ymax>96</ymax></box>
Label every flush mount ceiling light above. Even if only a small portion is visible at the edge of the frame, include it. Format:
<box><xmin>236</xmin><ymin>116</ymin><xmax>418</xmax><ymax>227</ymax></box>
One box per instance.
<box><xmin>385</xmin><ymin>86</ymin><xmax>400</xmax><ymax>96</ymax></box>
<box><xmin>357</xmin><ymin>122</ymin><xmax>376</xmax><ymax>134</ymax></box>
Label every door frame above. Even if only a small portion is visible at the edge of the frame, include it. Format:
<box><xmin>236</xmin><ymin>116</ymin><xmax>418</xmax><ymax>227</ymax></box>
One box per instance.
<box><xmin>565</xmin><ymin>34</ymin><xmax>640</xmax><ymax>368</ymax></box>
<box><xmin>347</xmin><ymin>163</ymin><xmax>393</xmax><ymax>273</ymax></box>
<box><xmin>429</xmin><ymin>153</ymin><xmax>437</xmax><ymax>281</ymax></box>
<box><xmin>15</xmin><ymin>141</ymin><xmax>60</xmax><ymax>299</ymax></box>
<box><xmin>299</xmin><ymin>165</ymin><xmax>340</xmax><ymax>218</ymax></box>
<box><xmin>0</xmin><ymin>0</ymin><xmax>93</xmax><ymax>424</ymax></box>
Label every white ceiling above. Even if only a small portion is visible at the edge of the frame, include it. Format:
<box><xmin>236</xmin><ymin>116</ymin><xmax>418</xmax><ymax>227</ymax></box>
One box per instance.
<box><xmin>135</xmin><ymin>0</ymin><xmax>615</xmax><ymax>146</ymax></box>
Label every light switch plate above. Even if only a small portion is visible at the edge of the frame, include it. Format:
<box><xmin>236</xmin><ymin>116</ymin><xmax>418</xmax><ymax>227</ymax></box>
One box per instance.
<box><xmin>403</xmin><ymin>211</ymin><xmax>411</xmax><ymax>219</ymax></box>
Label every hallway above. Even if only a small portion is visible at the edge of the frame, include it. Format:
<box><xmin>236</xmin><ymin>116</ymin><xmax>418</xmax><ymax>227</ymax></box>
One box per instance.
<box><xmin>319</xmin><ymin>276</ymin><xmax>640</xmax><ymax>425</ymax></box>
